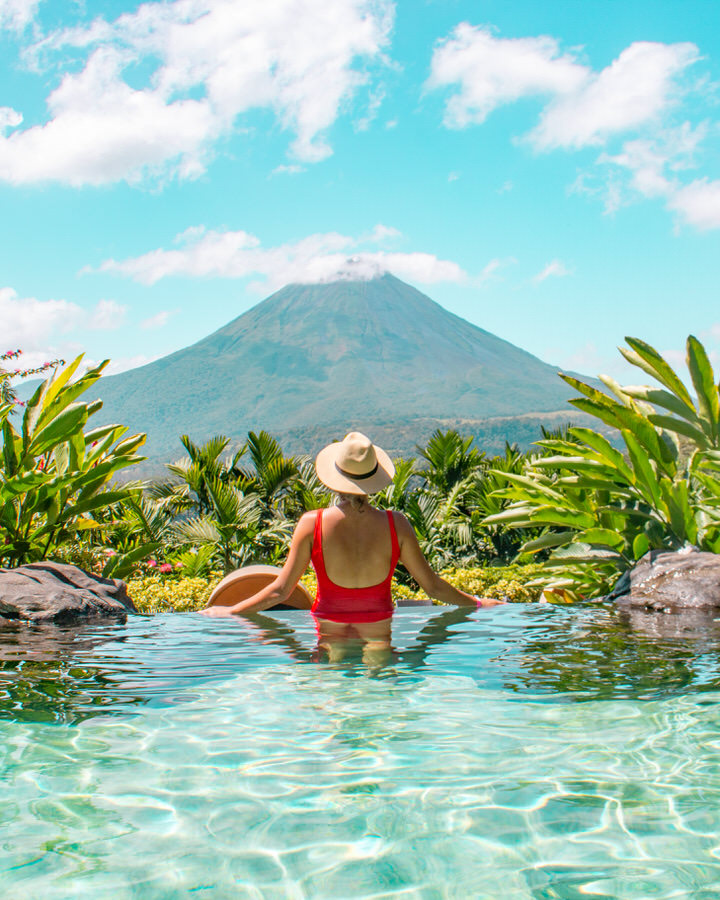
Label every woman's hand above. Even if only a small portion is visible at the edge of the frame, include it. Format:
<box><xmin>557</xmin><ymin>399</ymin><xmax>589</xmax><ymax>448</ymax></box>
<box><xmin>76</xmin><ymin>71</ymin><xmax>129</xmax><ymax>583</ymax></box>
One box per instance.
<box><xmin>199</xmin><ymin>605</ymin><xmax>236</xmax><ymax>617</ymax></box>
<box><xmin>475</xmin><ymin>596</ymin><xmax>506</xmax><ymax>607</ymax></box>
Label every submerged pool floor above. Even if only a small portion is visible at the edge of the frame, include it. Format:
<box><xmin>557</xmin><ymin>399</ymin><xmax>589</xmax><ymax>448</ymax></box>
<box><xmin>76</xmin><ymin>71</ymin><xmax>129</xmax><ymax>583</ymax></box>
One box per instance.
<box><xmin>2</xmin><ymin>605</ymin><xmax>720</xmax><ymax>899</ymax></box>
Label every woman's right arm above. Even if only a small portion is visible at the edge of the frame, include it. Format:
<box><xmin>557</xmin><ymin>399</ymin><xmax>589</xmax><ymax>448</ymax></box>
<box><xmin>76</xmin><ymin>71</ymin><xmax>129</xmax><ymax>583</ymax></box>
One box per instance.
<box><xmin>200</xmin><ymin>512</ymin><xmax>316</xmax><ymax>616</ymax></box>
<box><xmin>394</xmin><ymin>512</ymin><xmax>504</xmax><ymax>608</ymax></box>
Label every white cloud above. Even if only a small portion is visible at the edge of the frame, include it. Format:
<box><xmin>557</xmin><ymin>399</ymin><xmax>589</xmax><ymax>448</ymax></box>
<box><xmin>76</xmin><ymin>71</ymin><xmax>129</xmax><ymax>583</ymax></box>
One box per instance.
<box><xmin>0</xmin><ymin>0</ymin><xmax>41</xmax><ymax>31</ymax></box>
<box><xmin>427</xmin><ymin>24</ymin><xmax>586</xmax><ymax>128</ymax></box>
<box><xmin>427</xmin><ymin>25</ymin><xmax>716</xmax><ymax>228</ymax></box>
<box><xmin>0</xmin><ymin>287</ymin><xmax>131</xmax><ymax>375</ymax></box>
<box><xmin>0</xmin><ymin>285</ymin><xmax>81</xmax><ymax>348</ymax></box>
<box><xmin>141</xmin><ymin>310</ymin><xmax>173</xmax><ymax>330</ymax></box>
<box><xmin>1</xmin><ymin>0</ymin><xmax>393</xmax><ymax>186</ymax></box>
<box><xmin>428</xmin><ymin>26</ymin><xmax>699</xmax><ymax>149</ymax></box>
<box><xmin>87</xmin><ymin>298</ymin><xmax>127</xmax><ymax>330</ymax></box>
<box><xmin>529</xmin><ymin>42</ymin><xmax>699</xmax><ymax>150</ymax></box>
<box><xmin>533</xmin><ymin>260</ymin><xmax>571</xmax><ymax>283</ymax></box>
<box><xmin>595</xmin><ymin>123</ymin><xmax>719</xmax><ymax>227</ymax></box>
<box><xmin>0</xmin><ymin>107</ymin><xmax>23</xmax><ymax>130</ymax></box>
<box><xmin>668</xmin><ymin>178</ymin><xmax>720</xmax><ymax>230</ymax></box>
<box><xmin>93</xmin><ymin>225</ymin><xmax>471</xmax><ymax>290</ymax></box>
<box><xmin>271</xmin><ymin>164</ymin><xmax>305</xmax><ymax>177</ymax></box>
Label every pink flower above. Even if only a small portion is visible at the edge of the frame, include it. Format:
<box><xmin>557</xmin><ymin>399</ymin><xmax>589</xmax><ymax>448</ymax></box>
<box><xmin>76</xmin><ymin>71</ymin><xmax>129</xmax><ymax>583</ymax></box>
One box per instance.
<box><xmin>159</xmin><ymin>563</ymin><xmax>173</xmax><ymax>574</ymax></box>
<box><xmin>175</xmin><ymin>562</ymin><xmax>183</xmax><ymax>569</ymax></box>
<box><xmin>147</xmin><ymin>559</ymin><xmax>157</xmax><ymax>568</ymax></box>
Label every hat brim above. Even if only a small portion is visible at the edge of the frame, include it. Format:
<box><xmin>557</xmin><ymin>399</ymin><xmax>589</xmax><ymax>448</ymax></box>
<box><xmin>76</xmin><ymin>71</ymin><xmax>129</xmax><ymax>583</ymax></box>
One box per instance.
<box><xmin>207</xmin><ymin>564</ymin><xmax>313</xmax><ymax>609</ymax></box>
<box><xmin>315</xmin><ymin>441</ymin><xmax>394</xmax><ymax>495</ymax></box>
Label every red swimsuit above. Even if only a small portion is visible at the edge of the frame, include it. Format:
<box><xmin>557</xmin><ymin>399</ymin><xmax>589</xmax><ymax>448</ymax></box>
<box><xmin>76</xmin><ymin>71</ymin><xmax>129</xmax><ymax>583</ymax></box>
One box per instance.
<box><xmin>311</xmin><ymin>508</ymin><xmax>400</xmax><ymax>623</ymax></box>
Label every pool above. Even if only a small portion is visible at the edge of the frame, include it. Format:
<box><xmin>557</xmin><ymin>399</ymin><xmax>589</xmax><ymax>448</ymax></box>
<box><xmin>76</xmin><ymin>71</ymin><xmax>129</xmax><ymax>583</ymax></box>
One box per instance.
<box><xmin>2</xmin><ymin>604</ymin><xmax>720</xmax><ymax>899</ymax></box>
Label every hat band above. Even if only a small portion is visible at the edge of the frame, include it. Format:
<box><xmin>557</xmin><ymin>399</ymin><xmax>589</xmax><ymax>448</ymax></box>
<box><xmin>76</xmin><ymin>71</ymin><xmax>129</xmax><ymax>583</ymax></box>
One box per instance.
<box><xmin>335</xmin><ymin>461</ymin><xmax>379</xmax><ymax>481</ymax></box>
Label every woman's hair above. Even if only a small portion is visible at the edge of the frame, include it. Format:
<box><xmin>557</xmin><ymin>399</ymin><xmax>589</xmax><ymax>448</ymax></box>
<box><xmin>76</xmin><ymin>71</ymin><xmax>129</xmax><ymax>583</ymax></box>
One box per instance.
<box><xmin>337</xmin><ymin>492</ymin><xmax>368</xmax><ymax>512</ymax></box>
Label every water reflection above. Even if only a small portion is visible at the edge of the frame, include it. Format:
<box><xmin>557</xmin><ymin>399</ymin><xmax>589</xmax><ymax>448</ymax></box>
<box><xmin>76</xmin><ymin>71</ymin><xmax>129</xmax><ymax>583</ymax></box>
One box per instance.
<box><xmin>0</xmin><ymin>621</ymin><xmax>145</xmax><ymax>724</ymax></box>
<box><xmin>503</xmin><ymin>605</ymin><xmax>720</xmax><ymax>701</ymax></box>
<box><xmin>3</xmin><ymin>604</ymin><xmax>720</xmax><ymax>724</ymax></box>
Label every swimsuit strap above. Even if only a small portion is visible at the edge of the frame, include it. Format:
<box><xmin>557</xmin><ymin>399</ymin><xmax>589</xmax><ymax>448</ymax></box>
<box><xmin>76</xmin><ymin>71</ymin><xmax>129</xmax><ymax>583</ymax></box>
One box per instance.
<box><xmin>312</xmin><ymin>508</ymin><xmax>328</xmax><ymax>579</ymax></box>
<box><xmin>385</xmin><ymin>510</ymin><xmax>400</xmax><ymax>577</ymax></box>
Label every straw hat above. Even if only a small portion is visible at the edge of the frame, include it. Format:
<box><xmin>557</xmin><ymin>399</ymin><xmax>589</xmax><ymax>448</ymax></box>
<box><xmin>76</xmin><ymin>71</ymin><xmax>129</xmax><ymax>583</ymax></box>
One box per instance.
<box><xmin>315</xmin><ymin>432</ymin><xmax>394</xmax><ymax>495</ymax></box>
<box><xmin>207</xmin><ymin>565</ymin><xmax>313</xmax><ymax>609</ymax></box>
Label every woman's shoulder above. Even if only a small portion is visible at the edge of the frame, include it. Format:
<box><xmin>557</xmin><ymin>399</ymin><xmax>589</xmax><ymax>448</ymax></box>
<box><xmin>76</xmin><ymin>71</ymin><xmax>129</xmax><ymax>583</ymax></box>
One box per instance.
<box><xmin>296</xmin><ymin>509</ymin><xmax>320</xmax><ymax>532</ymax></box>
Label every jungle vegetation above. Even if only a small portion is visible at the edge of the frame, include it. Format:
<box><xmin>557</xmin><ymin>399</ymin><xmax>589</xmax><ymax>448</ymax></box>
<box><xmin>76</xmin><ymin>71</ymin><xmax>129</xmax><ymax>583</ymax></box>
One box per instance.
<box><xmin>2</xmin><ymin>336</ymin><xmax>719</xmax><ymax>602</ymax></box>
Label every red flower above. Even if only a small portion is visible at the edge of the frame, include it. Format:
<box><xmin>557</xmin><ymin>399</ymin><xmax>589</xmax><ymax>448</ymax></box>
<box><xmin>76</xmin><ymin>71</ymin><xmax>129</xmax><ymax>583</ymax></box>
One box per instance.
<box><xmin>159</xmin><ymin>563</ymin><xmax>173</xmax><ymax>574</ymax></box>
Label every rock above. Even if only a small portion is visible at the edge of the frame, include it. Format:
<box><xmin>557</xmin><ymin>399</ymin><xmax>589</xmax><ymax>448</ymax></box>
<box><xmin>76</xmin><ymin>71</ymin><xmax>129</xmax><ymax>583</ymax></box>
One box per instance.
<box><xmin>610</xmin><ymin>546</ymin><xmax>720</xmax><ymax>614</ymax></box>
<box><xmin>0</xmin><ymin>562</ymin><xmax>136</xmax><ymax>625</ymax></box>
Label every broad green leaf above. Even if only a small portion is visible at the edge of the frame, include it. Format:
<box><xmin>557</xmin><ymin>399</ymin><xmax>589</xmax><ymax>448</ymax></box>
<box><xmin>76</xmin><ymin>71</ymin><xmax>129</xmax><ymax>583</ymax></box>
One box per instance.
<box><xmin>549</xmin><ymin>542</ymin><xmax>623</xmax><ymax>562</ymax></box>
<box><xmin>39</xmin><ymin>355</ymin><xmax>85</xmax><ymax>410</ymax></box>
<box><xmin>521</xmin><ymin>530</ymin><xmax>576</xmax><ymax>552</ymax></box>
<box><xmin>36</xmin><ymin>359</ymin><xmax>106</xmax><ymax>431</ymax></box>
<box><xmin>623</xmin><ymin>429</ymin><xmax>662</xmax><ymax>509</ymax></box>
<box><xmin>61</xmin><ymin>489</ymin><xmax>130</xmax><ymax>519</ymax></box>
<box><xmin>622</xmin><ymin>337</ymin><xmax>694</xmax><ymax>406</ymax></box>
<box><xmin>633</xmin><ymin>532</ymin><xmax>650</xmax><ymax>560</ymax></box>
<box><xmin>686</xmin><ymin>335</ymin><xmax>720</xmax><ymax>443</ymax></box>
<box><xmin>622</xmin><ymin>385</ymin><xmax>699</xmax><ymax>422</ymax></box>
<box><xmin>2</xmin><ymin>419</ymin><xmax>19</xmax><ymax>476</ymax></box>
<box><xmin>576</xmin><ymin>527</ymin><xmax>625</xmax><ymax>550</ymax></box>
<box><xmin>646</xmin><ymin>414</ymin><xmax>709</xmax><ymax>448</ymax></box>
<box><xmin>28</xmin><ymin>403</ymin><xmax>88</xmax><ymax>458</ymax></box>
<box><xmin>490</xmin><ymin>470</ymin><xmax>565</xmax><ymax>503</ymax></box>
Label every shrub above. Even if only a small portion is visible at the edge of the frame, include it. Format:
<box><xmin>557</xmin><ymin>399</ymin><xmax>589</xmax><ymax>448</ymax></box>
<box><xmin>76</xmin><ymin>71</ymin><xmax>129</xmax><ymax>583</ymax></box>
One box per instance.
<box><xmin>128</xmin><ymin>575</ymin><xmax>224</xmax><ymax>614</ymax></box>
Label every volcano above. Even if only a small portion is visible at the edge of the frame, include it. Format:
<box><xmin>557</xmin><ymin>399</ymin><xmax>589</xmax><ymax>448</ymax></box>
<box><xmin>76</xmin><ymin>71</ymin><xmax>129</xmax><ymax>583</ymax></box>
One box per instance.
<box><xmin>90</xmin><ymin>274</ymin><xmax>581</xmax><ymax>465</ymax></box>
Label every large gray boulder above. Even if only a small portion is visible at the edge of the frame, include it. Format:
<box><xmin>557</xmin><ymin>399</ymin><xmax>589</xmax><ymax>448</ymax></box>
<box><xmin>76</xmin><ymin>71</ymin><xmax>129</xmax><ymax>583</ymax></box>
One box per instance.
<box><xmin>0</xmin><ymin>562</ymin><xmax>136</xmax><ymax>624</ymax></box>
<box><xmin>610</xmin><ymin>546</ymin><xmax>720</xmax><ymax>613</ymax></box>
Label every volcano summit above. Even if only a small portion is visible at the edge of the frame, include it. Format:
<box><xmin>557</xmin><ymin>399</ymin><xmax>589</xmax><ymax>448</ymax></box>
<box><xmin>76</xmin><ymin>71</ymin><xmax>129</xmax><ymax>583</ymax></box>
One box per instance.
<box><xmin>90</xmin><ymin>274</ymin><xmax>581</xmax><ymax>464</ymax></box>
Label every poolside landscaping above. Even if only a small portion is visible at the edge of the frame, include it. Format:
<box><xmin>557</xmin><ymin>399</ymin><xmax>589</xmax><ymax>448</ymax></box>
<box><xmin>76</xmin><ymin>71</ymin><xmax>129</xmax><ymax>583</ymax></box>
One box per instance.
<box><xmin>2</xmin><ymin>334</ymin><xmax>720</xmax><ymax>613</ymax></box>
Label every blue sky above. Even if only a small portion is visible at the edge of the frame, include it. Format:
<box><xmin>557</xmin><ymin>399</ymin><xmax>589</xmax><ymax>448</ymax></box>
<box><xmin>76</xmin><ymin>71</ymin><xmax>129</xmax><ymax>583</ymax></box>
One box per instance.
<box><xmin>1</xmin><ymin>0</ymin><xmax>719</xmax><ymax>386</ymax></box>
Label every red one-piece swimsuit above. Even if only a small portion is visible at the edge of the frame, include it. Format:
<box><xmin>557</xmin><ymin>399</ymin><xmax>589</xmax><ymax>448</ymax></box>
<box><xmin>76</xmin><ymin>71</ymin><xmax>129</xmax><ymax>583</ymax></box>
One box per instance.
<box><xmin>310</xmin><ymin>508</ymin><xmax>400</xmax><ymax>623</ymax></box>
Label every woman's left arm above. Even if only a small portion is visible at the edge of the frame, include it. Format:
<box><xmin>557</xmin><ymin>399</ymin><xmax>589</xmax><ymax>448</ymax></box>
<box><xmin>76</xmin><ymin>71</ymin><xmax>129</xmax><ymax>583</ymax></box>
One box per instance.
<box><xmin>200</xmin><ymin>512</ymin><xmax>316</xmax><ymax>617</ymax></box>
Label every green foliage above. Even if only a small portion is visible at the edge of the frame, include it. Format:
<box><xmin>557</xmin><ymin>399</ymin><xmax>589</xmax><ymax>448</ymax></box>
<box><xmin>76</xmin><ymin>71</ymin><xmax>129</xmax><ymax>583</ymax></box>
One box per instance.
<box><xmin>127</xmin><ymin>574</ymin><xmax>223</xmax><ymax>614</ymax></box>
<box><xmin>485</xmin><ymin>335</ymin><xmax>720</xmax><ymax>597</ymax></box>
<box><xmin>0</xmin><ymin>355</ymin><xmax>149</xmax><ymax>568</ymax></box>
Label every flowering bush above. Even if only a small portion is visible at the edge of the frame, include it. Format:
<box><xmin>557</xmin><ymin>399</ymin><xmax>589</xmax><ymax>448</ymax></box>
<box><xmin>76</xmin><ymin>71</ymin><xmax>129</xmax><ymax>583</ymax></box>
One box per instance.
<box><xmin>127</xmin><ymin>575</ymin><xmax>224</xmax><ymax>614</ymax></box>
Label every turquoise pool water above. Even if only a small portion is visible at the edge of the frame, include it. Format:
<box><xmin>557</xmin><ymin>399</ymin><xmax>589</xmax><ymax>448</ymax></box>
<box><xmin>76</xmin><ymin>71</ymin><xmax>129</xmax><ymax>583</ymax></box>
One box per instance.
<box><xmin>2</xmin><ymin>604</ymin><xmax>720</xmax><ymax>899</ymax></box>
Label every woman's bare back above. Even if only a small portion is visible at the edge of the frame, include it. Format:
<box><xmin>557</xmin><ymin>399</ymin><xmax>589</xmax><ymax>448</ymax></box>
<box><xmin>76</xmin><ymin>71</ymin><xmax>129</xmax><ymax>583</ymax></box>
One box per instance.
<box><xmin>318</xmin><ymin>504</ymin><xmax>396</xmax><ymax>589</ymax></box>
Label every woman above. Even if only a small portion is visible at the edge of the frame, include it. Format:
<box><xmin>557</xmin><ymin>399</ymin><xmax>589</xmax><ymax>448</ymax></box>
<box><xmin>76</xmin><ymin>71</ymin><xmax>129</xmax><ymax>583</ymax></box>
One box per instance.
<box><xmin>200</xmin><ymin>433</ymin><xmax>502</xmax><ymax>646</ymax></box>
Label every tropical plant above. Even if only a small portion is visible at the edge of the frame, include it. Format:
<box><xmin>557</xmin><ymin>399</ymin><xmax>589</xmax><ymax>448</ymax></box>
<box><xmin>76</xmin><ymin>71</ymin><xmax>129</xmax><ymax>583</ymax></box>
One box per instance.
<box><xmin>484</xmin><ymin>335</ymin><xmax>720</xmax><ymax>597</ymax></box>
<box><xmin>171</xmin><ymin>479</ymin><xmax>292</xmax><ymax>574</ymax></box>
<box><xmin>0</xmin><ymin>349</ymin><xmax>65</xmax><ymax>405</ymax></box>
<box><xmin>0</xmin><ymin>356</ymin><xmax>150</xmax><ymax>573</ymax></box>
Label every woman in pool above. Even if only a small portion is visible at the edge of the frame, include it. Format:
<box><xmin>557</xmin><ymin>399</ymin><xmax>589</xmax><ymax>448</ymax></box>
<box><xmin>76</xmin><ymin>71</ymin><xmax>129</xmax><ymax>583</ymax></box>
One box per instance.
<box><xmin>201</xmin><ymin>432</ymin><xmax>502</xmax><ymax>649</ymax></box>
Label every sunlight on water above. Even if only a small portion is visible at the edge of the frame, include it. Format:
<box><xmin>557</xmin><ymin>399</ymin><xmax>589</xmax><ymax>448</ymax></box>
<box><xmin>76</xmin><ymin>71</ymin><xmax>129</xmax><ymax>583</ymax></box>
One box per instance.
<box><xmin>2</xmin><ymin>606</ymin><xmax>720</xmax><ymax>898</ymax></box>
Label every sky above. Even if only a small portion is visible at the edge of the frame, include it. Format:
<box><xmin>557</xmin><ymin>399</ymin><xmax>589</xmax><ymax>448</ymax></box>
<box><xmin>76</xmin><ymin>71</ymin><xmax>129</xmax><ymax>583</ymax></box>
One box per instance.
<box><xmin>1</xmin><ymin>0</ymin><xmax>719</xmax><ymax>386</ymax></box>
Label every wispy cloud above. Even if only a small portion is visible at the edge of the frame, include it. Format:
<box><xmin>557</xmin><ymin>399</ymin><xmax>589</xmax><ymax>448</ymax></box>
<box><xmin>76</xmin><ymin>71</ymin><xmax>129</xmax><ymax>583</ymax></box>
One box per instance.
<box><xmin>141</xmin><ymin>311</ymin><xmax>174</xmax><ymax>330</ymax></box>
<box><xmin>91</xmin><ymin>224</ymin><xmax>478</xmax><ymax>290</ymax></box>
<box><xmin>0</xmin><ymin>0</ymin><xmax>41</xmax><ymax>31</ymax></box>
<box><xmin>0</xmin><ymin>285</ymin><xmax>128</xmax><ymax>372</ymax></box>
<box><xmin>532</xmin><ymin>260</ymin><xmax>571</xmax><ymax>283</ymax></box>
<box><xmin>427</xmin><ymin>24</ymin><xmax>717</xmax><ymax>229</ymax></box>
